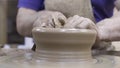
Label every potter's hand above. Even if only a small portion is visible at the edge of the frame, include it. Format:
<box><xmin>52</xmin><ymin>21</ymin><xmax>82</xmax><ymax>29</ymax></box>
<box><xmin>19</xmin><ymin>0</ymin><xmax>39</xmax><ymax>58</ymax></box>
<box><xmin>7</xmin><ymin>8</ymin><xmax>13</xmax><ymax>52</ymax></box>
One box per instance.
<box><xmin>96</xmin><ymin>18</ymin><xmax>120</xmax><ymax>41</ymax></box>
<box><xmin>92</xmin><ymin>18</ymin><xmax>118</xmax><ymax>53</ymax></box>
<box><xmin>33</xmin><ymin>11</ymin><xmax>67</xmax><ymax>28</ymax></box>
<box><xmin>64</xmin><ymin>15</ymin><xmax>99</xmax><ymax>43</ymax></box>
<box><xmin>64</xmin><ymin>15</ymin><xmax>97</xmax><ymax>31</ymax></box>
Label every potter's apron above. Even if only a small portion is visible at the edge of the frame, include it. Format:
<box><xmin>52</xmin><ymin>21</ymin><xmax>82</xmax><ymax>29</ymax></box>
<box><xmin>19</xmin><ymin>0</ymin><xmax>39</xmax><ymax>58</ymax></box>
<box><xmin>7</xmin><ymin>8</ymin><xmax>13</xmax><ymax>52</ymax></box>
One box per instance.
<box><xmin>45</xmin><ymin>0</ymin><xmax>95</xmax><ymax>22</ymax></box>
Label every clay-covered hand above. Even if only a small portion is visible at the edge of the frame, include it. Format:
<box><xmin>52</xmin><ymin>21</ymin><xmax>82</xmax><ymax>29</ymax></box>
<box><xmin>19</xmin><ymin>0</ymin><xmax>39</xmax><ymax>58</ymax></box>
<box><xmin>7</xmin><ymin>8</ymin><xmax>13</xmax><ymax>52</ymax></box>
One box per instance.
<box><xmin>96</xmin><ymin>18</ymin><xmax>119</xmax><ymax>41</ymax></box>
<box><xmin>64</xmin><ymin>15</ymin><xmax>97</xmax><ymax>31</ymax></box>
<box><xmin>92</xmin><ymin>19</ymin><xmax>117</xmax><ymax>53</ymax></box>
<box><xmin>33</xmin><ymin>11</ymin><xmax>67</xmax><ymax>28</ymax></box>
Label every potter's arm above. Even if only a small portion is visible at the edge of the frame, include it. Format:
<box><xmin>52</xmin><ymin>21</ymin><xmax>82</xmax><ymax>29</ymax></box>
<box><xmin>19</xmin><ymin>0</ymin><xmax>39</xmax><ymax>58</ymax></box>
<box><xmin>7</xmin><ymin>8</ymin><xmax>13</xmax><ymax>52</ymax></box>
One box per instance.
<box><xmin>17</xmin><ymin>8</ymin><xmax>37</xmax><ymax>37</ymax></box>
<box><xmin>17</xmin><ymin>8</ymin><xmax>66</xmax><ymax>37</ymax></box>
<box><xmin>96</xmin><ymin>0</ymin><xmax>120</xmax><ymax>41</ymax></box>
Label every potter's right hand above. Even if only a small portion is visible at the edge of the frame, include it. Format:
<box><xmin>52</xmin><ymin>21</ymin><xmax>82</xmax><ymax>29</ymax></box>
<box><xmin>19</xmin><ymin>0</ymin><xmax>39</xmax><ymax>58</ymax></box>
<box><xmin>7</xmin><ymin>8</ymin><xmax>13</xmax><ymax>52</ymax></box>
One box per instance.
<box><xmin>33</xmin><ymin>11</ymin><xmax>67</xmax><ymax>28</ymax></box>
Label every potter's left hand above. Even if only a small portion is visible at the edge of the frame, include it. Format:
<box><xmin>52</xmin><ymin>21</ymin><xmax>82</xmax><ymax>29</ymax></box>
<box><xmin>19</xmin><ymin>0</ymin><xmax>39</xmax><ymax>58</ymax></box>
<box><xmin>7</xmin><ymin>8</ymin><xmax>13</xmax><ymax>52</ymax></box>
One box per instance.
<box><xmin>64</xmin><ymin>15</ymin><xmax>99</xmax><ymax>43</ymax></box>
<box><xmin>64</xmin><ymin>15</ymin><xmax>97</xmax><ymax>31</ymax></box>
<box><xmin>64</xmin><ymin>15</ymin><xmax>104</xmax><ymax>50</ymax></box>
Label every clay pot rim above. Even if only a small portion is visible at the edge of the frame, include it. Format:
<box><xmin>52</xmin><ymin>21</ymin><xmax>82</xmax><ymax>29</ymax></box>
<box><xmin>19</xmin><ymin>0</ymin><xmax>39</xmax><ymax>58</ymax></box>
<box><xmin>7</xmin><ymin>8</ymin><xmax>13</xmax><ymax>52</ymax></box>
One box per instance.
<box><xmin>32</xmin><ymin>27</ymin><xmax>97</xmax><ymax>34</ymax></box>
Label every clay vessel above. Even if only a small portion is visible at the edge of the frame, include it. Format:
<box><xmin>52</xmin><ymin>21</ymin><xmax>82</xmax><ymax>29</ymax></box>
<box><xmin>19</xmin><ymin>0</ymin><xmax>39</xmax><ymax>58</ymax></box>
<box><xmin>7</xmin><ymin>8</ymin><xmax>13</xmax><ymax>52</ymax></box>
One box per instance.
<box><xmin>32</xmin><ymin>27</ymin><xmax>97</xmax><ymax>62</ymax></box>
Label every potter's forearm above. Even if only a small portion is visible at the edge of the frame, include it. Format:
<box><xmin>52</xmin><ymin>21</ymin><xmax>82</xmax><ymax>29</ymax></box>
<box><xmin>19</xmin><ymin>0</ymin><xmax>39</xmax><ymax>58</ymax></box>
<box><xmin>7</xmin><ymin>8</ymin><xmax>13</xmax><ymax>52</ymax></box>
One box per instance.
<box><xmin>17</xmin><ymin>8</ymin><xmax>38</xmax><ymax>37</ymax></box>
<box><xmin>97</xmin><ymin>16</ymin><xmax>120</xmax><ymax>41</ymax></box>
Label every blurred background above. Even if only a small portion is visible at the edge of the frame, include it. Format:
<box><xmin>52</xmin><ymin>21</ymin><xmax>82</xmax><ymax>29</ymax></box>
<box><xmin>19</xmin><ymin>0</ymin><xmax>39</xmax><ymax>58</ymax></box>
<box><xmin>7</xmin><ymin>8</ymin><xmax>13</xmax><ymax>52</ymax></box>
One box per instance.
<box><xmin>0</xmin><ymin>0</ymin><xmax>33</xmax><ymax>49</ymax></box>
<box><xmin>0</xmin><ymin>0</ymin><xmax>119</xmax><ymax>50</ymax></box>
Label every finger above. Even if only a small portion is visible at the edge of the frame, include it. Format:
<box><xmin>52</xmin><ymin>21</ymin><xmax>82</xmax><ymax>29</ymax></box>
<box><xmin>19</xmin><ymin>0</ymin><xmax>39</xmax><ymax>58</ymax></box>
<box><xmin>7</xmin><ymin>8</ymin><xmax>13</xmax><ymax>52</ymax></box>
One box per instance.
<box><xmin>57</xmin><ymin>14</ymin><xmax>67</xmax><ymax>27</ymax></box>
<box><xmin>58</xmin><ymin>18</ymin><xmax>66</xmax><ymax>26</ymax></box>
<box><xmin>85</xmin><ymin>18</ymin><xmax>98</xmax><ymax>30</ymax></box>
<box><xmin>64</xmin><ymin>15</ymin><xmax>81</xmax><ymax>28</ymax></box>
<box><xmin>75</xmin><ymin>19</ymin><xmax>90</xmax><ymax>29</ymax></box>
<box><xmin>58</xmin><ymin>13</ymin><xmax>67</xmax><ymax>26</ymax></box>
<box><xmin>52</xmin><ymin>12</ymin><xmax>67</xmax><ymax>28</ymax></box>
<box><xmin>76</xmin><ymin>18</ymin><xmax>97</xmax><ymax>30</ymax></box>
<box><xmin>52</xmin><ymin>15</ymin><xmax>62</xmax><ymax>28</ymax></box>
<box><xmin>34</xmin><ymin>17</ymin><xmax>54</xmax><ymax>28</ymax></box>
<box><xmin>71</xmin><ymin>16</ymin><xmax>85</xmax><ymax>28</ymax></box>
<box><xmin>65</xmin><ymin>17</ymin><xmax>73</xmax><ymax>24</ymax></box>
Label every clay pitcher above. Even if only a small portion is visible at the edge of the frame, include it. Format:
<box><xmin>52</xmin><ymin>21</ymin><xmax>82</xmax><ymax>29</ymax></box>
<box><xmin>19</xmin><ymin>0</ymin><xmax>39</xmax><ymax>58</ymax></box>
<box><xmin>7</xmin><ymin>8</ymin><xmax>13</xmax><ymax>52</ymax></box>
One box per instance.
<box><xmin>45</xmin><ymin>0</ymin><xmax>95</xmax><ymax>22</ymax></box>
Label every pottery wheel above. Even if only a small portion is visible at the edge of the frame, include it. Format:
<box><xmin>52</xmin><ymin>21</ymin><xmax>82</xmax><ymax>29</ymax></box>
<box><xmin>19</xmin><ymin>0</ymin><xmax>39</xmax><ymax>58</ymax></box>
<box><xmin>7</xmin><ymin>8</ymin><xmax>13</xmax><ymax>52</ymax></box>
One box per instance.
<box><xmin>0</xmin><ymin>49</ymin><xmax>120</xmax><ymax>68</ymax></box>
